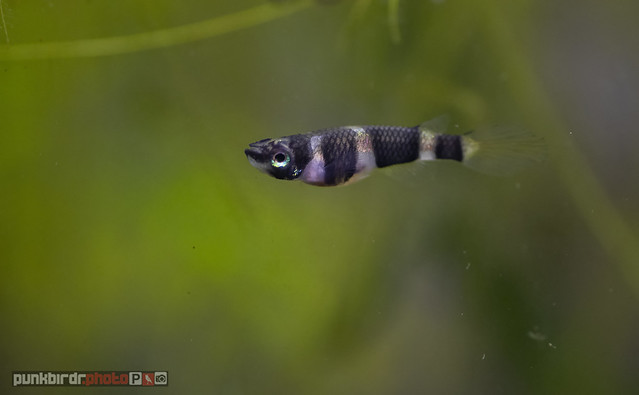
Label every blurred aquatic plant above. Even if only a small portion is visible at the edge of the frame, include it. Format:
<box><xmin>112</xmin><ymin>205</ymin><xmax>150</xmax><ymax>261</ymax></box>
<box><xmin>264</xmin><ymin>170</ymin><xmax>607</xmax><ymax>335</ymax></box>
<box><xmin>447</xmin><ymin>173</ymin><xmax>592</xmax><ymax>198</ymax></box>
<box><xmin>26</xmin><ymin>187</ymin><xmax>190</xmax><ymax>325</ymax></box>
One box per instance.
<box><xmin>0</xmin><ymin>0</ymin><xmax>9</xmax><ymax>43</ymax></box>
<box><xmin>0</xmin><ymin>1</ymin><xmax>312</xmax><ymax>60</ymax></box>
<box><xmin>0</xmin><ymin>0</ymin><xmax>407</xmax><ymax>60</ymax></box>
<box><xmin>476</xmin><ymin>0</ymin><xmax>639</xmax><ymax>294</ymax></box>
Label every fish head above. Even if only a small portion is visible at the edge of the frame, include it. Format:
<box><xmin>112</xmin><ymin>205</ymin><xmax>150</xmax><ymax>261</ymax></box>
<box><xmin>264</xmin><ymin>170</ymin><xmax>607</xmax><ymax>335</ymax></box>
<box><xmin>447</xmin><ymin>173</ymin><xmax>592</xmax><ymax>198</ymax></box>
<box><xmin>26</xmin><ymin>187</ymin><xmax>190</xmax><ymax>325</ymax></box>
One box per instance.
<box><xmin>245</xmin><ymin>137</ymin><xmax>301</xmax><ymax>180</ymax></box>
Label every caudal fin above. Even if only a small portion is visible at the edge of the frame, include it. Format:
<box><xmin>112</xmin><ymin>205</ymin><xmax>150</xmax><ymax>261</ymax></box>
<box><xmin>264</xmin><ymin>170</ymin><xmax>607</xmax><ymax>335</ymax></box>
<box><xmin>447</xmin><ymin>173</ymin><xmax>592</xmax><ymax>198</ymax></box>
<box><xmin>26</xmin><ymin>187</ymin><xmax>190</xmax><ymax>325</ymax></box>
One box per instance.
<box><xmin>462</xmin><ymin>126</ymin><xmax>547</xmax><ymax>176</ymax></box>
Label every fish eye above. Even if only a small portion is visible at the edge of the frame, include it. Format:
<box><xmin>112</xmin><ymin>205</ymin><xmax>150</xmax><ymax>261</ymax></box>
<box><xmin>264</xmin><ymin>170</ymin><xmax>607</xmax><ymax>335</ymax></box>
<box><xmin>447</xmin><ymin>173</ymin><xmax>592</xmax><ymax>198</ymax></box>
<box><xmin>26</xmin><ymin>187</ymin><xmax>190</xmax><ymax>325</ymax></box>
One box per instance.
<box><xmin>271</xmin><ymin>152</ymin><xmax>290</xmax><ymax>168</ymax></box>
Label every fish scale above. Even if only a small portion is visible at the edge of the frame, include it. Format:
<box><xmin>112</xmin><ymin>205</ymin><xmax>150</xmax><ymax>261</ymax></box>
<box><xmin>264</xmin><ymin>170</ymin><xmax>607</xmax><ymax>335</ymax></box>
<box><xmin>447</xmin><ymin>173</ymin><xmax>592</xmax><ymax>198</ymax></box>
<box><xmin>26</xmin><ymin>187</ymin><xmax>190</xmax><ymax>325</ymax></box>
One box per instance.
<box><xmin>366</xmin><ymin>125</ymin><xmax>420</xmax><ymax>168</ymax></box>
<box><xmin>320</xmin><ymin>128</ymin><xmax>358</xmax><ymax>185</ymax></box>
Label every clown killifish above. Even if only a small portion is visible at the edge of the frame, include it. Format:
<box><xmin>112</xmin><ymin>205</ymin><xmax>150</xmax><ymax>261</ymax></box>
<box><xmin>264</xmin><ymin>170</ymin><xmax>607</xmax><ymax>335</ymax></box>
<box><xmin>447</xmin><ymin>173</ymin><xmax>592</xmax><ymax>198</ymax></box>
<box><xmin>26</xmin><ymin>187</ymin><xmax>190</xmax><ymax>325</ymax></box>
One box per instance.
<box><xmin>244</xmin><ymin>116</ymin><xmax>546</xmax><ymax>186</ymax></box>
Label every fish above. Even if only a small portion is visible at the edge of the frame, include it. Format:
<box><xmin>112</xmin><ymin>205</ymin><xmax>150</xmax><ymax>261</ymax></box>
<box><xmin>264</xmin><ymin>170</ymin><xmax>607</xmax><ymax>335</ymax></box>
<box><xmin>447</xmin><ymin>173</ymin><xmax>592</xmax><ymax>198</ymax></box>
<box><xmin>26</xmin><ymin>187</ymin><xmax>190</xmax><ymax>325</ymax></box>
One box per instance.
<box><xmin>244</xmin><ymin>115</ymin><xmax>546</xmax><ymax>186</ymax></box>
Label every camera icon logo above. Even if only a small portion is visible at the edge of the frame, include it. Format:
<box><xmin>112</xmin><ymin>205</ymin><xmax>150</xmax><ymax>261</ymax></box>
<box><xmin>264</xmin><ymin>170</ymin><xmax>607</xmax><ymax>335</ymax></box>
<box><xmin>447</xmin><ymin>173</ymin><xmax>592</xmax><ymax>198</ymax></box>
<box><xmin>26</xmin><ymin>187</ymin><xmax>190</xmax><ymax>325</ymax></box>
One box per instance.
<box><xmin>154</xmin><ymin>372</ymin><xmax>168</xmax><ymax>385</ymax></box>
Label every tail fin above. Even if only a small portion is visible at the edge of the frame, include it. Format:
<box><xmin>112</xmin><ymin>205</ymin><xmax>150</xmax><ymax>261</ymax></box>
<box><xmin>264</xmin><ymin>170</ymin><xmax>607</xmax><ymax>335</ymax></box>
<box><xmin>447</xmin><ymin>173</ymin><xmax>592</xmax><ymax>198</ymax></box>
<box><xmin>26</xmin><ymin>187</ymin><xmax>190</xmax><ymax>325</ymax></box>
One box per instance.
<box><xmin>462</xmin><ymin>126</ymin><xmax>547</xmax><ymax>176</ymax></box>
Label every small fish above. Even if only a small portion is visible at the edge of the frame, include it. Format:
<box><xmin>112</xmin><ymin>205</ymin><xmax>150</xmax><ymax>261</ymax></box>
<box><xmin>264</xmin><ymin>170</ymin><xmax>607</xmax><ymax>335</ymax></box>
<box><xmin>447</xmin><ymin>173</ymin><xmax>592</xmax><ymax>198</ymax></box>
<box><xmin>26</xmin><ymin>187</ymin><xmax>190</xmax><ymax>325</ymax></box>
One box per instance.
<box><xmin>244</xmin><ymin>116</ymin><xmax>546</xmax><ymax>186</ymax></box>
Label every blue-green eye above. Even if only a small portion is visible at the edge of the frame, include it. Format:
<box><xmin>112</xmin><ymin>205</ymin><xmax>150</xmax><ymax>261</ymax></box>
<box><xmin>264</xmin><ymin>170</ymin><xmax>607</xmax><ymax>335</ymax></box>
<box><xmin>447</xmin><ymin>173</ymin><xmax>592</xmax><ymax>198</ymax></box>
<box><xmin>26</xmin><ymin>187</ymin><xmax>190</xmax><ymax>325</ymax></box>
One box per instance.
<box><xmin>271</xmin><ymin>152</ymin><xmax>290</xmax><ymax>168</ymax></box>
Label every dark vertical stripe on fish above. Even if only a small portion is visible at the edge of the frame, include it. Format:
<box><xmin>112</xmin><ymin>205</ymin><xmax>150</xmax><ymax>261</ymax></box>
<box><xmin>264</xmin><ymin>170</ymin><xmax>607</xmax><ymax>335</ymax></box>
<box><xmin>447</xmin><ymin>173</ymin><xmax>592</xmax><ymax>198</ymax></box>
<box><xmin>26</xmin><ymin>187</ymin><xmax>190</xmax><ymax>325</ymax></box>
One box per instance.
<box><xmin>320</xmin><ymin>128</ymin><xmax>357</xmax><ymax>185</ymax></box>
<box><xmin>434</xmin><ymin>134</ymin><xmax>463</xmax><ymax>161</ymax></box>
<box><xmin>288</xmin><ymin>134</ymin><xmax>313</xmax><ymax>176</ymax></box>
<box><xmin>367</xmin><ymin>126</ymin><xmax>420</xmax><ymax>168</ymax></box>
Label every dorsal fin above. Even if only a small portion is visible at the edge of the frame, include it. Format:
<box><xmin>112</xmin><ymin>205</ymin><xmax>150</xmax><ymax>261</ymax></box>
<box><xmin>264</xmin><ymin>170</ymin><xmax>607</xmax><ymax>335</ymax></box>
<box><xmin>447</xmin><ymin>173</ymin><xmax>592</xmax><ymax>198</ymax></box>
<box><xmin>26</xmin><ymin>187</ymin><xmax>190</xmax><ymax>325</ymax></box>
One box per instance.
<box><xmin>418</xmin><ymin>115</ymin><xmax>450</xmax><ymax>134</ymax></box>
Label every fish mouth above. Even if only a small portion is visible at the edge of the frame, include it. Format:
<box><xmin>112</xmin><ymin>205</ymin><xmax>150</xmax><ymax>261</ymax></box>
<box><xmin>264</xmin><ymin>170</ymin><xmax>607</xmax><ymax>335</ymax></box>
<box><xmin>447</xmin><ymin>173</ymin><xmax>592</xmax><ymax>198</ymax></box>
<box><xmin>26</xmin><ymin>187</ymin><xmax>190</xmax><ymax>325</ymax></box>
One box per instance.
<box><xmin>245</xmin><ymin>148</ymin><xmax>264</xmax><ymax>169</ymax></box>
<box><xmin>245</xmin><ymin>139</ymin><xmax>272</xmax><ymax>161</ymax></box>
<box><xmin>244</xmin><ymin>147</ymin><xmax>263</xmax><ymax>161</ymax></box>
<box><xmin>245</xmin><ymin>140</ymin><xmax>271</xmax><ymax>171</ymax></box>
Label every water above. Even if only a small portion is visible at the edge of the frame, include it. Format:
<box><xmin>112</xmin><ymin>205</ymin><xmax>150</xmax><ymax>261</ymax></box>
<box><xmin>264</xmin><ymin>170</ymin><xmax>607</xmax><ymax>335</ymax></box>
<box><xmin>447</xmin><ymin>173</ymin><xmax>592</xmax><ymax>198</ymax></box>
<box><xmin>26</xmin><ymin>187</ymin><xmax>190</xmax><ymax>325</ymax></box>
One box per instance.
<box><xmin>1</xmin><ymin>0</ymin><xmax>639</xmax><ymax>393</ymax></box>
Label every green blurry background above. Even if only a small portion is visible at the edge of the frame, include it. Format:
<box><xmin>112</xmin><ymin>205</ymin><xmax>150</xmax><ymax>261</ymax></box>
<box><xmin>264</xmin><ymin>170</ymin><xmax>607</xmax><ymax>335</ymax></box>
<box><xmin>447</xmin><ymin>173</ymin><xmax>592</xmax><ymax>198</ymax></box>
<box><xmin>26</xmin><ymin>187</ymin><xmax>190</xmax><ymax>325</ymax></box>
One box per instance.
<box><xmin>2</xmin><ymin>0</ymin><xmax>639</xmax><ymax>393</ymax></box>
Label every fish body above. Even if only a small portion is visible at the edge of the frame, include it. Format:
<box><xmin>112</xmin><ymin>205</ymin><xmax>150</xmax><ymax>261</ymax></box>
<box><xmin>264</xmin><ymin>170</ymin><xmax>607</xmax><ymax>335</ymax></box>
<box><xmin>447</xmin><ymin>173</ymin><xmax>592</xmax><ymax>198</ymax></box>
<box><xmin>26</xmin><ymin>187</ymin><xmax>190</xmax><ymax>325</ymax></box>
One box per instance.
<box><xmin>245</xmin><ymin>116</ymin><xmax>545</xmax><ymax>186</ymax></box>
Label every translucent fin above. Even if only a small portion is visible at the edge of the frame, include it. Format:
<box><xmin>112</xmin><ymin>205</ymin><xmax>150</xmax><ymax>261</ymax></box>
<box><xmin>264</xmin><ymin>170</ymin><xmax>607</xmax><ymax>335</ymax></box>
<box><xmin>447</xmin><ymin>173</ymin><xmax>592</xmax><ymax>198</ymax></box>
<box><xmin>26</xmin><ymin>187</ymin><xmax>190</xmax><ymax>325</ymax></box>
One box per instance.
<box><xmin>379</xmin><ymin>161</ymin><xmax>432</xmax><ymax>189</ymax></box>
<box><xmin>419</xmin><ymin>115</ymin><xmax>450</xmax><ymax>134</ymax></box>
<box><xmin>462</xmin><ymin>126</ymin><xmax>547</xmax><ymax>176</ymax></box>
